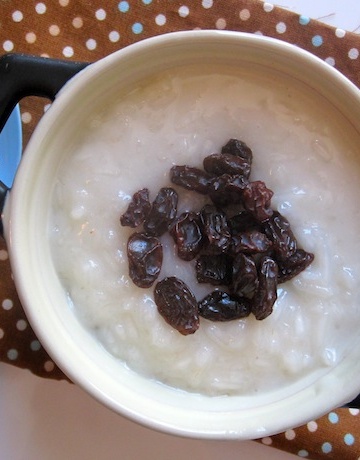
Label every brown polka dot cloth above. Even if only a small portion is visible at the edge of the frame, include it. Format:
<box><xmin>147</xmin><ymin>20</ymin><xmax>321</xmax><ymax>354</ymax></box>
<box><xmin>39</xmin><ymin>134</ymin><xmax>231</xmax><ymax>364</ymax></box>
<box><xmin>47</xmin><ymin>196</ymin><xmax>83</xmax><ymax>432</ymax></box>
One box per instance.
<box><xmin>1</xmin><ymin>1</ymin><xmax>360</xmax><ymax>458</ymax></box>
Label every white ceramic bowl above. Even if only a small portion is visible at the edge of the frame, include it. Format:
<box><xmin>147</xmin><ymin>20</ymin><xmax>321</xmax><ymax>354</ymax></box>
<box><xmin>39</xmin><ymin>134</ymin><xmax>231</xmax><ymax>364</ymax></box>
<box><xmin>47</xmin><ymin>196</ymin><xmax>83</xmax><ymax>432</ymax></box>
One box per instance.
<box><xmin>3</xmin><ymin>31</ymin><xmax>360</xmax><ymax>440</ymax></box>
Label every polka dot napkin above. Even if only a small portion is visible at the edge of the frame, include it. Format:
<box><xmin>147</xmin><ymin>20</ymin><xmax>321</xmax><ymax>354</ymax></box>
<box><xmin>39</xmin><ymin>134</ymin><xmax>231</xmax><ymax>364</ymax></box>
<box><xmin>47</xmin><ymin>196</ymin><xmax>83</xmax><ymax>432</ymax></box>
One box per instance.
<box><xmin>1</xmin><ymin>1</ymin><xmax>360</xmax><ymax>459</ymax></box>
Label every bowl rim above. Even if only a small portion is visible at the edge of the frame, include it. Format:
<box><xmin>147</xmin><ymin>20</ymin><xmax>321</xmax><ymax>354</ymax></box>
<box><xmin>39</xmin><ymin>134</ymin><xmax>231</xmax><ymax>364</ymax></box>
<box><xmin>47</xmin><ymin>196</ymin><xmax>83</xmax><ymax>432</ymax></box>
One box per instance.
<box><xmin>5</xmin><ymin>30</ymin><xmax>360</xmax><ymax>440</ymax></box>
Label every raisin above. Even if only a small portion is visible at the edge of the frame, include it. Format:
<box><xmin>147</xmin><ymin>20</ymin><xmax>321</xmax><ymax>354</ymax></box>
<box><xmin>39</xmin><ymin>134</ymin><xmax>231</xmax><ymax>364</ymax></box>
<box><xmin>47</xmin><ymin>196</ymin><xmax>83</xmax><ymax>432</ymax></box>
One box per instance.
<box><xmin>154</xmin><ymin>277</ymin><xmax>199</xmax><ymax>335</ymax></box>
<box><xmin>200</xmin><ymin>204</ymin><xmax>232</xmax><ymax>253</ymax></box>
<box><xmin>262</xmin><ymin>211</ymin><xmax>297</xmax><ymax>261</ymax></box>
<box><xmin>277</xmin><ymin>249</ymin><xmax>314</xmax><ymax>283</ymax></box>
<box><xmin>251</xmin><ymin>256</ymin><xmax>278</xmax><ymax>320</ymax></box>
<box><xmin>203</xmin><ymin>153</ymin><xmax>251</xmax><ymax>178</ymax></box>
<box><xmin>230</xmin><ymin>230</ymin><xmax>272</xmax><ymax>255</ymax></box>
<box><xmin>221</xmin><ymin>139</ymin><xmax>253</xmax><ymax>163</ymax></box>
<box><xmin>208</xmin><ymin>174</ymin><xmax>249</xmax><ymax>206</ymax></box>
<box><xmin>127</xmin><ymin>232</ymin><xmax>163</xmax><ymax>288</ymax></box>
<box><xmin>120</xmin><ymin>188</ymin><xmax>151</xmax><ymax>228</ymax></box>
<box><xmin>242</xmin><ymin>181</ymin><xmax>274</xmax><ymax>222</ymax></box>
<box><xmin>228</xmin><ymin>211</ymin><xmax>261</xmax><ymax>233</ymax></box>
<box><xmin>169</xmin><ymin>212</ymin><xmax>204</xmax><ymax>261</ymax></box>
<box><xmin>143</xmin><ymin>187</ymin><xmax>178</xmax><ymax>236</ymax></box>
<box><xmin>195</xmin><ymin>254</ymin><xmax>233</xmax><ymax>286</ymax></box>
<box><xmin>198</xmin><ymin>291</ymin><xmax>251</xmax><ymax>321</ymax></box>
<box><xmin>232</xmin><ymin>253</ymin><xmax>259</xmax><ymax>299</ymax></box>
<box><xmin>170</xmin><ymin>165</ymin><xmax>213</xmax><ymax>194</ymax></box>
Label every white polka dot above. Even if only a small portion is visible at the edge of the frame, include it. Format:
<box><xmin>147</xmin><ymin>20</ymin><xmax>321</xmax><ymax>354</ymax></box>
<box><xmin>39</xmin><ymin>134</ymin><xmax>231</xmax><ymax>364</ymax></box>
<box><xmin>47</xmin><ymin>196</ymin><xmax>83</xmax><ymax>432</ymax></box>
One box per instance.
<box><xmin>35</xmin><ymin>3</ymin><xmax>47</xmax><ymax>14</ymax></box>
<box><xmin>298</xmin><ymin>450</ymin><xmax>309</xmax><ymax>458</ymax></box>
<box><xmin>3</xmin><ymin>40</ymin><xmax>14</xmax><ymax>52</ymax></box>
<box><xmin>21</xmin><ymin>112</ymin><xmax>32</xmax><ymax>124</ymax></box>
<box><xmin>155</xmin><ymin>14</ymin><xmax>166</xmax><ymax>26</ymax></box>
<box><xmin>2</xmin><ymin>298</ymin><xmax>13</xmax><ymax>310</ymax></box>
<box><xmin>72</xmin><ymin>17</ymin><xmax>83</xmax><ymax>28</ymax></box>
<box><xmin>26</xmin><ymin>32</ymin><xmax>37</xmax><ymax>44</ymax></box>
<box><xmin>109</xmin><ymin>31</ymin><xmax>120</xmax><ymax>43</ymax></box>
<box><xmin>16</xmin><ymin>319</ymin><xmax>28</xmax><ymax>331</ymax></box>
<box><xmin>263</xmin><ymin>2</ymin><xmax>274</xmax><ymax>12</ymax></box>
<box><xmin>335</xmin><ymin>28</ymin><xmax>346</xmax><ymax>38</ymax></box>
<box><xmin>349</xmin><ymin>48</ymin><xmax>359</xmax><ymax>60</ymax></box>
<box><xmin>0</xmin><ymin>328</ymin><xmax>4</xmax><ymax>339</ymax></box>
<box><xmin>276</xmin><ymin>22</ymin><xmax>287</xmax><ymax>34</ymax></box>
<box><xmin>178</xmin><ymin>5</ymin><xmax>189</xmax><ymax>18</ymax></box>
<box><xmin>44</xmin><ymin>360</ymin><xmax>55</xmax><ymax>372</ymax></box>
<box><xmin>202</xmin><ymin>0</ymin><xmax>213</xmax><ymax>8</ymax></box>
<box><xmin>7</xmin><ymin>349</ymin><xmax>18</xmax><ymax>360</ymax></box>
<box><xmin>59</xmin><ymin>0</ymin><xmax>69</xmax><ymax>6</ymax></box>
<box><xmin>261</xmin><ymin>437</ymin><xmax>273</xmax><ymax>445</ymax></box>
<box><xmin>30</xmin><ymin>340</ymin><xmax>41</xmax><ymax>351</ymax></box>
<box><xmin>12</xmin><ymin>10</ymin><xmax>23</xmax><ymax>22</ymax></box>
<box><xmin>239</xmin><ymin>9</ymin><xmax>250</xmax><ymax>21</ymax></box>
<box><xmin>216</xmin><ymin>18</ymin><xmax>227</xmax><ymax>29</ymax></box>
<box><xmin>0</xmin><ymin>249</ymin><xmax>9</xmax><ymax>261</ymax></box>
<box><xmin>63</xmin><ymin>46</ymin><xmax>74</xmax><ymax>58</ymax></box>
<box><xmin>254</xmin><ymin>31</ymin><xmax>263</xmax><ymax>35</ymax></box>
<box><xmin>95</xmin><ymin>8</ymin><xmax>106</xmax><ymax>20</ymax></box>
<box><xmin>349</xmin><ymin>408</ymin><xmax>360</xmax><ymax>416</ymax></box>
<box><xmin>49</xmin><ymin>25</ymin><xmax>60</xmax><ymax>36</ymax></box>
<box><xmin>285</xmin><ymin>429</ymin><xmax>296</xmax><ymax>440</ymax></box>
<box><xmin>307</xmin><ymin>421</ymin><xmax>318</xmax><ymax>432</ymax></box>
<box><xmin>325</xmin><ymin>56</ymin><xmax>335</xmax><ymax>66</ymax></box>
<box><xmin>86</xmin><ymin>39</ymin><xmax>97</xmax><ymax>51</ymax></box>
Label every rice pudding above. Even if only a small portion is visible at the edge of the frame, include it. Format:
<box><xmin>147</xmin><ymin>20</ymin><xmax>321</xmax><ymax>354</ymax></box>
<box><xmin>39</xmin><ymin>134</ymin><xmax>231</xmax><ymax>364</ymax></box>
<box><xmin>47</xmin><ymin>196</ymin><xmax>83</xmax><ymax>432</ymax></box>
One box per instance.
<box><xmin>49</xmin><ymin>63</ymin><xmax>360</xmax><ymax>396</ymax></box>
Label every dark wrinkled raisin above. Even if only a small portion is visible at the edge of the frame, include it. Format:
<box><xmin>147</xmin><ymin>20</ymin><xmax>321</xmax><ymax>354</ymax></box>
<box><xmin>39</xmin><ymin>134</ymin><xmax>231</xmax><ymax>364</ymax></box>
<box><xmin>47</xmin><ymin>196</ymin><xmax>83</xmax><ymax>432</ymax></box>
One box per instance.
<box><xmin>198</xmin><ymin>291</ymin><xmax>251</xmax><ymax>321</ymax></box>
<box><xmin>242</xmin><ymin>181</ymin><xmax>274</xmax><ymax>222</ymax></box>
<box><xmin>200</xmin><ymin>204</ymin><xmax>231</xmax><ymax>253</ymax></box>
<box><xmin>127</xmin><ymin>232</ymin><xmax>163</xmax><ymax>288</ymax></box>
<box><xmin>252</xmin><ymin>256</ymin><xmax>278</xmax><ymax>320</ymax></box>
<box><xmin>169</xmin><ymin>212</ymin><xmax>204</xmax><ymax>261</ymax></box>
<box><xmin>170</xmin><ymin>165</ymin><xmax>213</xmax><ymax>194</ymax></box>
<box><xmin>154</xmin><ymin>277</ymin><xmax>199</xmax><ymax>335</ymax></box>
<box><xmin>221</xmin><ymin>138</ymin><xmax>253</xmax><ymax>163</ymax></box>
<box><xmin>208</xmin><ymin>174</ymin><xmax>249</xmax><ymax>206</ymax></box>
<box><xmin>203</xmin><ymin>153</ymin><xmax>251</xmax><ymax>178</ymax></box>
<box><xmin>230</xmin><ymin>230</ymin><xmax>272</xmax><ymax>255</ymax></box>
<box><xmin>143</xmin><ymin>187</ymin><xmax>178</xmax><ymax>236</ymax></box>
<box><xmin>262</xmin><ymin>211</ymin><xmax>297</xmax><ymax>261</ymax></box>
<box><xmin>232</xmin><ymin>253</ymin><xmax>259</xmax><ymax>299</ymax></box>
<box><xmin>228</xmin><ymin>211</ymin><xmax>261</xmax><ymax>233</ymax></box>
<box><xmin>120</xmin><ymin>188</ymin><xmax>151</xmax><ymax>228</ymax></box>
<box><xmin>277</xmin><ymin>249</ymin><xmax>314</xmax><ymax>283</ymax></box>
<box><xmin>195</xmin><ymin>254</ymin><xmax>233</xmax><ymax>285</ymax></box>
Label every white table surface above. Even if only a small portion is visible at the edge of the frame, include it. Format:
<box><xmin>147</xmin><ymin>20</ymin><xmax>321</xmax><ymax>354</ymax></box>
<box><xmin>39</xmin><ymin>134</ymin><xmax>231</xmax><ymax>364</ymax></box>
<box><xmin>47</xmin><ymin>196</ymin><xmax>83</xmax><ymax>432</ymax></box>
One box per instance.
<box><xmin>1</xmin><ymin>1</ymin><xmax>359</xmax><ymax>459</ymax></box>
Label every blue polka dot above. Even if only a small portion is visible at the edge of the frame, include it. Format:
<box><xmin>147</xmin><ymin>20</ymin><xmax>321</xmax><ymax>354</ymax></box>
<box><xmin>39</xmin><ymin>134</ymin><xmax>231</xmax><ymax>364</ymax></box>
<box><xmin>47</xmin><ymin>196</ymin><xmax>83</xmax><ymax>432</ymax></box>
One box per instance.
<box><xmin>322</xmin><ymin>442</ymin><xmax>332</xmax><ymax>454</ymax></box>
<box><xmin>312</xmin><ymin>35</ymin><xmax>323</xmax><ymax>47</ymax></box>
<box><xmin>132</xmin><ymin>22</ymin><xmax>143</xmax><ymax>34</ymax></box>
<box><xmin>328</xmin><ymin>412</ymin><xmax>339</xmax><ymax>424</ymax></box>
<box><xmin>298</xmin><ymin>450</ymin><xmax>309</xmax><ymax>458</ymax></box>
<box><xmin>7</xmin><ymin>349</ymin><xmax>18</xmax><ymax>360</ymax></box>
<box><xmin>142</xmin><ymin>0</ymin><xmax>152</xmax><ymax>4</ymax></box>
<box><xmin>344</xmin><ymin>433</ymin><xmax>355</xmax><ymax>446</ymax></box>
<box><xmin>118</xmin><ymin>1</ymin><xmax>129</xmax><ymax>13</ymax></box>
<box><xmin>299</xmin><ymin>15</ymin><xmax>310</xmax><ymax>25</ymax></box>
<box><xmin>30</xmin><ymin>340</ymin><xmax>41</xmax><ymax>351</ymax></box>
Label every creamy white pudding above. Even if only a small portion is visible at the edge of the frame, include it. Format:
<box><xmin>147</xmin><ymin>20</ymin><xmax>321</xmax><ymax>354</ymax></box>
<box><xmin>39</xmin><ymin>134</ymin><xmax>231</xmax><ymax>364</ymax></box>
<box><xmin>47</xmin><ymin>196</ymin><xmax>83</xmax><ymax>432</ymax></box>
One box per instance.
<box><xmin>49</xmin><ymin>63</ymin><xmax>360</xmax><ymax>396</ymax></box>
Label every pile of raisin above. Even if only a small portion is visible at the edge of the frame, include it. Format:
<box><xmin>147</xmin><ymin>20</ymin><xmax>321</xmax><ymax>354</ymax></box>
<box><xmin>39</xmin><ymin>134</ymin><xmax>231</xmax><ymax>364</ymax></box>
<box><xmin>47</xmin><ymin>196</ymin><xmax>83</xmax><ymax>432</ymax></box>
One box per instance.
<box><xmin>120</xmin><ymin>139</ymin><xmax>314</xmax><ymax>335</ymax></box>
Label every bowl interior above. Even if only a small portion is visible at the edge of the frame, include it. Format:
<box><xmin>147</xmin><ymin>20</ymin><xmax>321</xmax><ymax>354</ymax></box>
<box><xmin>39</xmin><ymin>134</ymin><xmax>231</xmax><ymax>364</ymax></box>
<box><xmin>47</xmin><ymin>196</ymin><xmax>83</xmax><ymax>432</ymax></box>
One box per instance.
<box><xmin>7</xmin><ymin>31</ymin><xmax>360</xmax><ymax>439</ymax></box>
